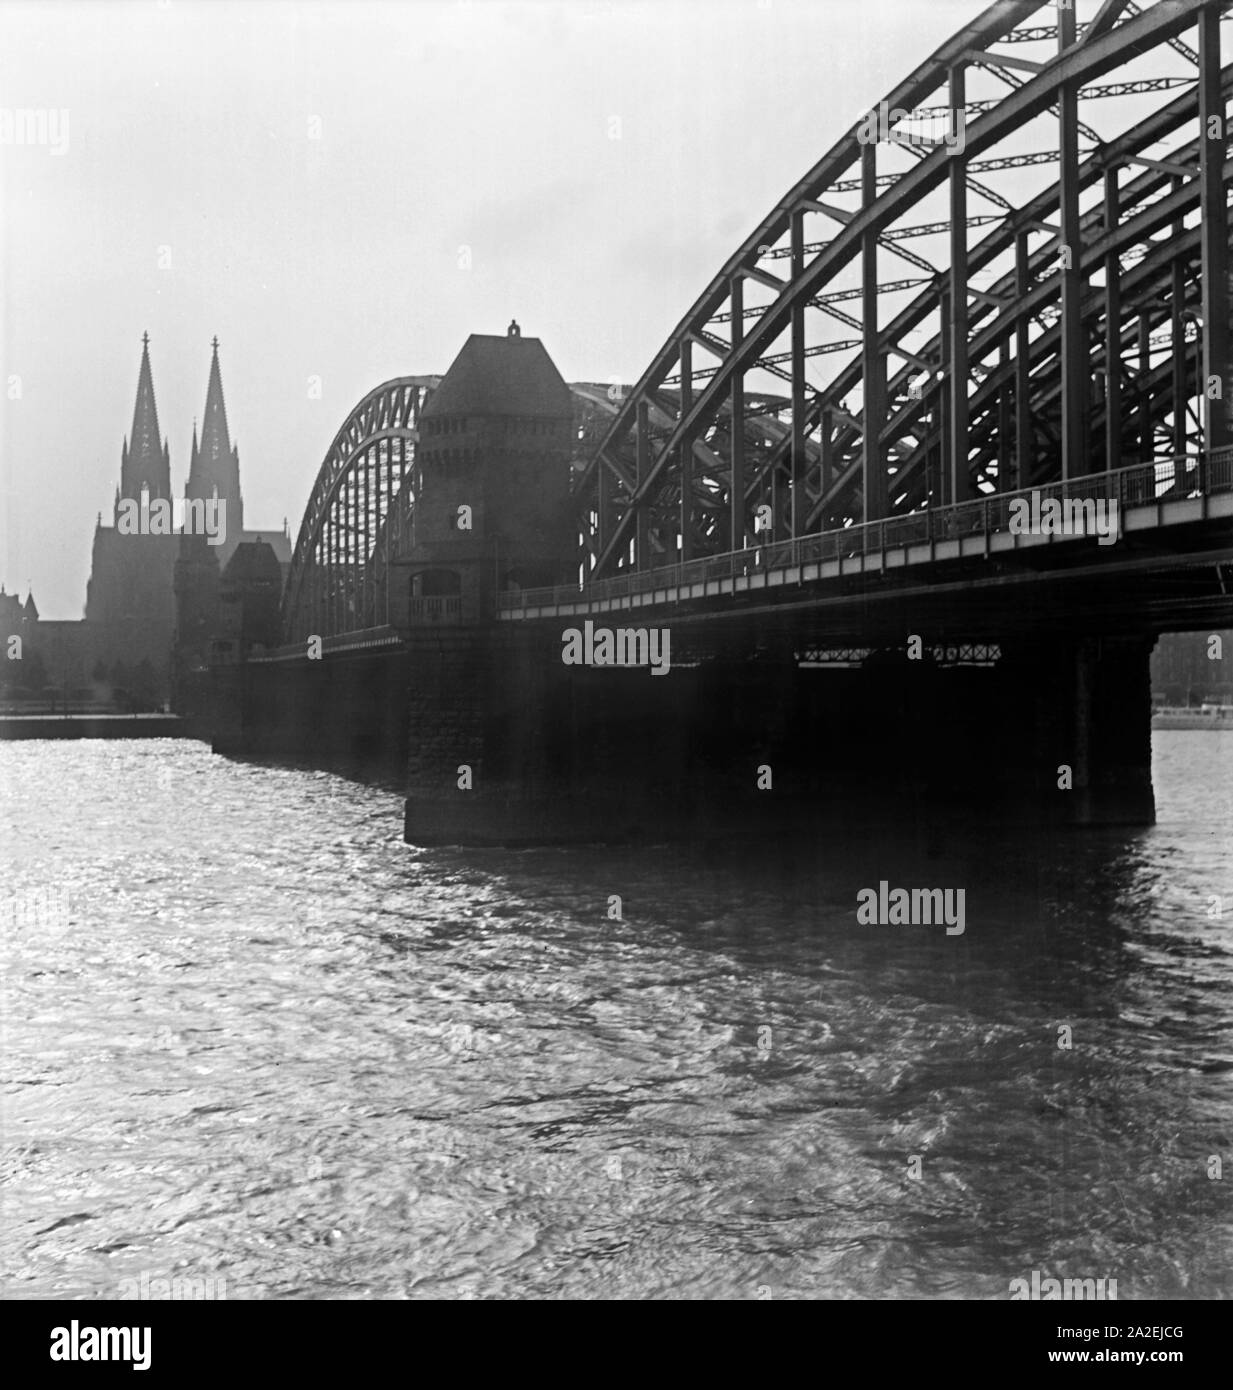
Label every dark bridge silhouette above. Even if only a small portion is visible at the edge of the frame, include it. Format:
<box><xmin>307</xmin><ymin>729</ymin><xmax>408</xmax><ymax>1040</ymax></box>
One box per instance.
<box><xmin>210</xmin><ymin>0</ymin><xmax>1233</xmax><ymax>844</ymax></box>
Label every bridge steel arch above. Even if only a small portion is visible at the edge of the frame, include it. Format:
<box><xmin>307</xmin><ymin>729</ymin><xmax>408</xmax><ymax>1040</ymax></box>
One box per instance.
<box><xmin>282</xmin><ymin>378</ymin><xmax>639</xmax><ymax>643</ymax></box>
<box><xmin>282</xmin><ymin>376</ymin><xmax>438</xmax><ymax>646</ymax></box>
<box><xmin>572</xmin><ymin>0</ymin><xmax>1232</xmax><ymax>584</ymax></box>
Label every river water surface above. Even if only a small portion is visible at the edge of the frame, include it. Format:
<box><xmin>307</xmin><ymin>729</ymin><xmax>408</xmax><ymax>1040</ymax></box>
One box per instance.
<box><xmin>2</xmin><ymin>734</ymin><xmax>1230</xmax><ymax>1299</ymax></box>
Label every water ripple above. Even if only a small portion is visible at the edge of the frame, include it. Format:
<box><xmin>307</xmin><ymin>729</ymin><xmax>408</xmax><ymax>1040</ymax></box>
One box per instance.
<box><xmin>1</xmin><ymin>733</ymin><xmax>1230</xmax><ymax>1299</ymax></box>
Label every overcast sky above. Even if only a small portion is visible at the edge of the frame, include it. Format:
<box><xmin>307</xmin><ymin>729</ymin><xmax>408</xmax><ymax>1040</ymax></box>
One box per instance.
<box><xmin>1</xmin><ymin>0</ymin><xmax>989</xmax><ymax>617</ymax></box>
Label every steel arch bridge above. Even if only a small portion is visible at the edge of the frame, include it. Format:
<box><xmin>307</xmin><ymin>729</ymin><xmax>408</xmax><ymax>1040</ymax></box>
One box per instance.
<box><xmin>571</xmin><ymin>0</ymin><xmax>1232</xmax><ymax>584</ymax></box>
<box><xmin>284</xmin><ymin>0</ymin><xmax>1231</xmax><ymax>645</ymax></box>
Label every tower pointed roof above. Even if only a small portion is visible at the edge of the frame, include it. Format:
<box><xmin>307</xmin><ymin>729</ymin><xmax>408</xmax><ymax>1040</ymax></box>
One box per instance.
<box><xmin>187</xmin><ymin>336</ymin><xmax>244</xmax><ymax>537</ymax></box>
<box><xmin>198</xmin><ymin>337</ymin><xmax>232</xmax><ymax>469</ymax></box>
<box><xmin>130</xmin><ymin>331</ymin><xmax>160</xmax><ymax>454</ymax></box>
<box><xmin>422</xmin><ymin>333</ymin><xmax>571</xmax><ymax>420</ymax></box>
<box><xmin>120</xmin><ymin>332</ymin><xmax>171</xmax><ymax>502</ymax></box>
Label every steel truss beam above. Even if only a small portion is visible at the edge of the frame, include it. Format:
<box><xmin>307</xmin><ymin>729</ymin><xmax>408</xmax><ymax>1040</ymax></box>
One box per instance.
<box><xmin>574</xmin><ymin>0</ymin><xmax>1232</xmax><ymax>584</ymax></box>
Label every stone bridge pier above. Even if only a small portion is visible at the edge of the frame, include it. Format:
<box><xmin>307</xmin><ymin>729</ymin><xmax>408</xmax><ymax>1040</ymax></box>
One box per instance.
<box><xmin>399</xmin><ymin>619</ymin><xmax>1157</xmax><ymax>845</ymax></box>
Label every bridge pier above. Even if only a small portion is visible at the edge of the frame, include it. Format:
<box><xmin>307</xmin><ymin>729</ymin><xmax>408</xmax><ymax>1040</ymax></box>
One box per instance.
<box><xmin>397</xmin><ymin>623</ymin><xmax>1157</xmax><ymax>846</ymax></box>
<box><xmin>204</xmin><ymin>612</ymin><xmax>1158</xmax><ymax>843</ymax></box>
<box><xmin>402</xmin><ymin>625</ymin><xmax>700</xmax><ymax>844</ymax></box>
<box><xmin>207</xmin><ymin>644</ymin><xmax>413</xmax><ymax>781</ymax></box>
<box><xmin>1033</xmin><ymin>634</ymin><xmax>1156</xmax><ymax>827</ymax></box>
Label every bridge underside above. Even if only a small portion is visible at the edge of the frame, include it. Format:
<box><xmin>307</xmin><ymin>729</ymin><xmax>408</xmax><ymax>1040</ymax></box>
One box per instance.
<box><xmin>390</xmin><ymin>624</ymin><xmax>1160</xmax><ymax>846</ymax></box>
<box><xmin>211</xmin><ymin>581</ymin><xmax>1222</xmax><ymax>848</ymax></box>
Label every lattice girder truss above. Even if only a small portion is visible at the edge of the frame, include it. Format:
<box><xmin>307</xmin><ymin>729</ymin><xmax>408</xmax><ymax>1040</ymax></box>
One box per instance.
<box><xmin>282</xmin><ymin>377</ymin><xmax>437</xmax><ymax>645</ymax></box>
<box><xmin>573</xmin><ymin>0</ymin><xmax>1232</xmax><ymax>582</ymax></box>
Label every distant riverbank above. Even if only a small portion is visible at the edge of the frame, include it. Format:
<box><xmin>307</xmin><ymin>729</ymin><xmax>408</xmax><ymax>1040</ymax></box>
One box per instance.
<box><xmin>0</xmin><ymin>713</ymin><xmax>191</xmax><ymax>740</ymax></box>
<box><xmin>1152</xmin><ymin>706</ymin><xmax>1233</xmax><ymax>731</ymax></box>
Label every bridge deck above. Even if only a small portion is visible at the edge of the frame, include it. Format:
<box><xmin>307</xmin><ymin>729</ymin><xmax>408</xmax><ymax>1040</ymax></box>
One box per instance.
<box><xmin>500</xmin><ymin>452</ymin><xmax>1233</xmax><ymax>622</ymax></box>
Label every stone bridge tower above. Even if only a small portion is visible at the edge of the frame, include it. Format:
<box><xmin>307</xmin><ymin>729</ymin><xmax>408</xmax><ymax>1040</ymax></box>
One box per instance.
<box><xmin>395</xmin><ymin>322</ymin><xmax>575</xmax><ymax>628</ymax></box>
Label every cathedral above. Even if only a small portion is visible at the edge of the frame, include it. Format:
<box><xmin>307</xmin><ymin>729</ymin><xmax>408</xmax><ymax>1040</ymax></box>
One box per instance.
<box><xmin>8</xmin><ymin>335</ymin><xmax>292</xmax><ymax>710</ymax></box>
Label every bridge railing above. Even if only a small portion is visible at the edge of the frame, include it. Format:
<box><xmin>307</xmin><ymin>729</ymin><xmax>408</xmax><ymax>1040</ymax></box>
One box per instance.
<box><xmin>500</xmin><ymin>448</ymin><xmax>1233</xmax><ymax>614</ymax></box>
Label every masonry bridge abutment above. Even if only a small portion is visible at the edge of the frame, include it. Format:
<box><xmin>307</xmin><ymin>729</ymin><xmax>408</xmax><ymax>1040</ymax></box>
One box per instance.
<box><xmin>394</xmin><ymin>620</ymin><xmax>1157</xmax><ymax>844</ymax></box>
<box><xmin>212</xmin><ymin>613</ymin><xmax>1158</xmax><ymax>844</ymax></box>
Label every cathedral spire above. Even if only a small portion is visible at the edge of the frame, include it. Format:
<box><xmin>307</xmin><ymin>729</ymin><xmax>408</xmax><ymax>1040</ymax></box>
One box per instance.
<box><xmin>200</xmin><ymin>337</ymin><xmax>231</xmax><ymax>463</ymax></box>
<box><xmin>186</xmin><ymin>336</ymin><xmax>243</xmax><ymax>538</ymax></box>
<box><xmin>120</xmin><ymin>332</ymin><xmax>171</xmax><ymax>503</ymax></box>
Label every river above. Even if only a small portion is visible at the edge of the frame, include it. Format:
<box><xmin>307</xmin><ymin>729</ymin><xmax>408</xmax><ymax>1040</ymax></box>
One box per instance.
<box><xmin>2</xmin><ymin>733</ymin><xmax>1230</xmax><ymax>1299</ymax></box>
